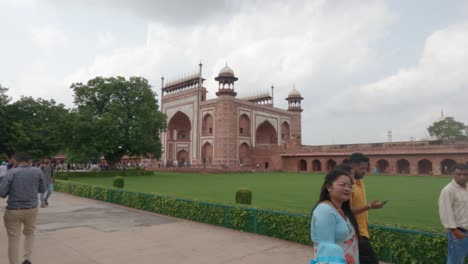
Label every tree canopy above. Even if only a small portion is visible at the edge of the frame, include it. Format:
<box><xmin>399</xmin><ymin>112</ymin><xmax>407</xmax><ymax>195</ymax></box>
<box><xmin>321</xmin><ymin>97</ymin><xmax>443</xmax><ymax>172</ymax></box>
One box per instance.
<box><xmin>427</xmin><ymin>116</ymin><xmax>467</xmax><ymax>141</ymax></box>
<box><xmin>0</xmin><ymin>91</ymin><xmax>70</xmax><ymax>159</ymax></box>
<box><xmin>0</xmin><ymin>84</ymin><xmax>11</xmax><ymax>158</ymax></box>
<box><xmin>69</xmin><ymin>76</ymin><xmax>166</xmax><ymax>167</ymax></box>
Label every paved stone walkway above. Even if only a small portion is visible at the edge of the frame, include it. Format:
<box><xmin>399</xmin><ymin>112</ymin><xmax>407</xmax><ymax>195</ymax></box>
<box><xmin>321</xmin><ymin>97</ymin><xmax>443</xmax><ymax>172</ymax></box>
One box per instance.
<box><xmin>0</xmin><ymin>192</ymin><xmax>314</xmax><ymax>264</ymax></box>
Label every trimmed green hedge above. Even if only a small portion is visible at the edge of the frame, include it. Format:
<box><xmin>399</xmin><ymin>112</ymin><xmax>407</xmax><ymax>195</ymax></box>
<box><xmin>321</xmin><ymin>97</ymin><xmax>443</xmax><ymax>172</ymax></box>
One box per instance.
<box><xmin>56</xmin><ymin>170</ymin><xmax>153</xmax><ymax>179</ymax></box>
<box><xmin>54</xmin><ymin>180</ymin><xmax>449</xmax><ymax>263</ymax></box>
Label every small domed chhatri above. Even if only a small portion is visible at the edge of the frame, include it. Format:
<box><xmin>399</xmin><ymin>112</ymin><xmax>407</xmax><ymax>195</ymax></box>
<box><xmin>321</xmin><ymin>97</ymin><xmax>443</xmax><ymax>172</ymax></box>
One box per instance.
<box><xmin>286</xmin><ymin>85</ymin><xmax>303</xmax><ymax>112</ymax></box>
<box><xmin>288</xmin><ymin>87</ymin><xmax>302</xmax><ymax>98</ymax></box>
<box><xmin>215</xmin><ymin>63</ymin><xmax>238</xmax><ymax>97</ymax></box>
<box><xmin>218</xmin><ymin>65</ymin><xmax>235</xmax><ymax>77</ymax></box>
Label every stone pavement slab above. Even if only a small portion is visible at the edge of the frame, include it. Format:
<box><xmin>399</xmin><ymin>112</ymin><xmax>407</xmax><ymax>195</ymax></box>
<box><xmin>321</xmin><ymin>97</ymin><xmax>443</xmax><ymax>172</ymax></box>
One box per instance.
<box><xmin>0</xmin><ymin>192</ymin><xmax>314</xmax><ymax>264</ymax></box>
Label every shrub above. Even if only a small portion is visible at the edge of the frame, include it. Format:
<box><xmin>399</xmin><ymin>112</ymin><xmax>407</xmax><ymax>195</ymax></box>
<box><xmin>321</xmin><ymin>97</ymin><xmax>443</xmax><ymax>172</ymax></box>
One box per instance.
<box><xmin>113</xmin><ymin>176</ymin><xmax>124</xmax><ymax>188</ymax></box>
<box><xmin>56</xmin><ymin>173</ymin><xmax>68</xmax><ymax>180</ymax></box>
<box><xmin>236</xmin><ymin>188</ymin><xmax>252</xmax><ymax>205</ymax></box>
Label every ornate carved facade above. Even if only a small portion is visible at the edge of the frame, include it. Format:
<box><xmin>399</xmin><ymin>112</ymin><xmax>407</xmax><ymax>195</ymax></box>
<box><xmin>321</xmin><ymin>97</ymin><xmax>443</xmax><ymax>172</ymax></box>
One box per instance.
<box><xmin>160</xmin><ymin>64</ymin><xmax>302</xmax><ymax>168</ymax></box>
<box><xmin>160</xmin><ymin>63</ymin><xmax>468</xmax><ymax>175</ymax></box>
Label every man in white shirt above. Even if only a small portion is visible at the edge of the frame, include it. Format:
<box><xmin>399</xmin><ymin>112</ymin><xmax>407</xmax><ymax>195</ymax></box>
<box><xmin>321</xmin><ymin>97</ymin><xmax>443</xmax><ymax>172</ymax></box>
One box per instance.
<box><xmin>438</xmin><ymin>163</ymin><xmax>468</xmax><ymax>264</ymax></box>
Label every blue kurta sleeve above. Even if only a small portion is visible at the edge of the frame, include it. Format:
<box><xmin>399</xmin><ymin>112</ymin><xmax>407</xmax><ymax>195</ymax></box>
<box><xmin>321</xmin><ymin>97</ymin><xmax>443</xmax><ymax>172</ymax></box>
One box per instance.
<box><xmin>311</xmin><ymin>203</ymin><xmax>346</xmax><ymax>264</ymax></box>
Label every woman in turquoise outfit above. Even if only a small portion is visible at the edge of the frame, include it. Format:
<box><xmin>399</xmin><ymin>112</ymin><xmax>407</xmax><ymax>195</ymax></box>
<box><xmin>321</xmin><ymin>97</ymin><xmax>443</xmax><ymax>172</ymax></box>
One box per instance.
<box><xmin>310</xmin><ymin>169</ymin><xmax>360</xmax><ymax>264</ymax></box>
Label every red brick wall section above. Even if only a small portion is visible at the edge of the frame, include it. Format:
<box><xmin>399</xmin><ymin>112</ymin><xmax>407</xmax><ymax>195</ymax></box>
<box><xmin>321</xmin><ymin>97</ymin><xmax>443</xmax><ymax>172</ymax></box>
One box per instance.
<box><xmin>214</xmin><ymin>96</ymin><xmax>238</xmax><ymax>164</ymax></box>
<box><xmin>251</xmin><ymin>146</ymin><xmax>284</xmax><ymax>170</ymax></box>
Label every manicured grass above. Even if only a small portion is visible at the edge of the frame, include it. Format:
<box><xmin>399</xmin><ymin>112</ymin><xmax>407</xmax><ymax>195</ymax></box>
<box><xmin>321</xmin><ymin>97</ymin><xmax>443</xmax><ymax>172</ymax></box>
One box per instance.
<box><xmin>68</xmin><ymin>171</ymin><xmax>450</xmax><ymax>232</ymax></box>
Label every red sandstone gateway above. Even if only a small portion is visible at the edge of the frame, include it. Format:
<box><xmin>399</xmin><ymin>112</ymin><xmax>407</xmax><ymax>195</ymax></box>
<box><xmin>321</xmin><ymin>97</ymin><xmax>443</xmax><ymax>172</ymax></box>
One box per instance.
<box><xmin>158</xmin><ymin>63</ymin><xmax>468</xmax><ymax>175</ymax></box>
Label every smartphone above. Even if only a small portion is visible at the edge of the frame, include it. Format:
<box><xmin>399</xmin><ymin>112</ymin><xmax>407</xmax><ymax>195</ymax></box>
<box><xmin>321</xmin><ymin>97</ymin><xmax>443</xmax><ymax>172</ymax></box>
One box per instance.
<box><xmin>382</xmin><ymin>200</ymin><xmax>390</xmax><ymax>204</ymax></box>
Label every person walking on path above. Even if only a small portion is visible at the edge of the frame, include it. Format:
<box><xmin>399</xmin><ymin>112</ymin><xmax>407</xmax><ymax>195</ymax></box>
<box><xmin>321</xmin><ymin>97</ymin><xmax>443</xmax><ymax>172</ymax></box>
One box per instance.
<box><xmin>348</xmin><ymin>153</ymin><xmax>385</xmax><ymax>264</ymax></box>
<box><xmin>438</xmin><ymin>163</ymin><xmax>468</xmax><ymax>264</ymax></box>
<box><xmin>310</xmin><ymin>169</ymin><xmax>360</xmax><ymax>264</ymax></box>
<box><xmin>0</xmin><ymin>153</ymin><xmax>46</xmax><ymax>264</ymax></box>
<box><xmin>0</xmin><ymin>161</ymin><xmax>7</xmax><ymax>182</ymax></box>
<box><xmin>39</xmin><ymin>158</ymin><xmax>55</xmax><ymax>208</ymax></box>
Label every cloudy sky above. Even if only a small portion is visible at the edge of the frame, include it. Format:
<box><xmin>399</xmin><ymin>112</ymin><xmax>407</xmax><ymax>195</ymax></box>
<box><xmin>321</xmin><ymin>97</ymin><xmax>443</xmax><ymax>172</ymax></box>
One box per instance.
<box><xmin>1</xmin><ymin>0</ymin><xmax>468</xmax><ymax>145</ymax></box>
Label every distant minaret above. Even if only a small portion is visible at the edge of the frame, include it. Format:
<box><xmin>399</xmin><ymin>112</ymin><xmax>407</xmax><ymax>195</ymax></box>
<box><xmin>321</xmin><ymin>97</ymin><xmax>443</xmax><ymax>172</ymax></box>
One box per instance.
<box><xmin>271</xmin><ymin>84</ymin><xmax>274</xmax><ymax>107</ymax></box>
<box><xmin>387</xmin><ymin>130</ymin><xmax>392</xmax><ymax>142</ymax></box>
<box><xmin>198</xmin><ymin>61</ymin><xmax>203</xmax><ymax>88</ymax></box>
<box><xmin>160</xmin><ymin>76</ymin><xmax>165</xmax><ymax>97</ymax></box>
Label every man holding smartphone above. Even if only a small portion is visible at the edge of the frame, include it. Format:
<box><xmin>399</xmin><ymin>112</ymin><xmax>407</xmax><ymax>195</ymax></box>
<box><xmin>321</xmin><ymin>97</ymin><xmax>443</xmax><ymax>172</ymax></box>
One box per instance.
<box><xmin>438</xmin><ymin>163</ymin><xmax>468</xmax><ymax>263</ymax></box>
<box><xmin>348</xmin><ymin>152</ymin><xmax>386</xmax><ymax>264</ymax></box>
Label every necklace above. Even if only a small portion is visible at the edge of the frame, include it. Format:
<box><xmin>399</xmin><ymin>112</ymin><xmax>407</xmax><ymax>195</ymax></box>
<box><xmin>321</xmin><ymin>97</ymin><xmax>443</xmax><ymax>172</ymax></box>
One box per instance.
<box><xmin>329</xmin><ymin>200</ymin><xmax>347</xmax><ymax>219</ymax></box>
<box><xmin>329</xmin><ymin>200</ymin><xmax>353</xmax><ymax>235</ymax></box>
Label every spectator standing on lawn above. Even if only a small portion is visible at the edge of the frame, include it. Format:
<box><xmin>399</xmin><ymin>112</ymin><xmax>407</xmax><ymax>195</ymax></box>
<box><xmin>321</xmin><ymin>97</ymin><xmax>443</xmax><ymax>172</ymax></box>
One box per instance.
<box><xmin>439</xmin><ymin>163</ymin><xmax>468</xmax><ymax>264</ymax></box>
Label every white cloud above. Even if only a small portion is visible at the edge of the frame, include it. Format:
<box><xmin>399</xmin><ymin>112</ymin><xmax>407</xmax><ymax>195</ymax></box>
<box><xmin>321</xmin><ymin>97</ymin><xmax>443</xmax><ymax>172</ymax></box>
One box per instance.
<box><xmin>65</xmin><ymin>1</ymin><xmax>393</xmax><ymax>98</ymax></box>
<box><xmin>9</xmin><ymin>63</ymin><xmax>74</xmax><ymax>106</ymax></box>
<box><xmin>0</xmin><ymin>0</ymin><xmax>38</xmax><ymax>7</ymax></box>
<box><xmin>327</xmin><ymin>21</ymin><xmax>468</xmax><ymax>143</ymax></box>
<box><xmin>97</xmin><ymin>32</ymin><xmax>116</xmax><ymax>48</ymax></box>
<box><xmin>31</xmin><ymin>25</ymin><xmax>68</xmax><ymax>49</ymax></box>
<box><xmin>8</xmin><ymin>0</ymin><xmax>467</xmax><ymax>145</ymax></box>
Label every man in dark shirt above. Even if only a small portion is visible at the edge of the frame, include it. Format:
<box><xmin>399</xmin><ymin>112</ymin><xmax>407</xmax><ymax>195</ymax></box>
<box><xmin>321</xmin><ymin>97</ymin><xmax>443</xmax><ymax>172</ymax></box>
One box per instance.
<box><xmin>6</xmin><ymin>156</ymin><xmax>15</xmax><ymax>170</ymax></box>
<box><xmin>0</xmin><ymin>153</ymin><xmax>46</xmax><ymax>264</ymax></box>
<box><xmin>39</xmin><ymin>158</ymin><xmax>55</xmax><ymax>208</ymax></box>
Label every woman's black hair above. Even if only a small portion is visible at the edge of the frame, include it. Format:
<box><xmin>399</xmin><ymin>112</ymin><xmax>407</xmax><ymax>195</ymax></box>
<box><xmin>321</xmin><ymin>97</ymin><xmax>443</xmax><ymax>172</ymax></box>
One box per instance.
<box><xmin>312</xmin><ymin>168</ymin><xmax>360</xmax><ymax>238</ymax></box>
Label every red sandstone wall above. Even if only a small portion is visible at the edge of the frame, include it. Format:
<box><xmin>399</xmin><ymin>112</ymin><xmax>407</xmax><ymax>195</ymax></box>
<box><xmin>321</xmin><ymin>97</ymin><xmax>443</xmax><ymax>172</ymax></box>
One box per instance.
<box><xmin>251</xmin><ymin>145</ymin><xmax>284</xmax><ymax>170</ymax></box>
<box><xmin>213</xmin><ymin>96</ymin><xmax>238</xmax><ymax>164</ymax></box>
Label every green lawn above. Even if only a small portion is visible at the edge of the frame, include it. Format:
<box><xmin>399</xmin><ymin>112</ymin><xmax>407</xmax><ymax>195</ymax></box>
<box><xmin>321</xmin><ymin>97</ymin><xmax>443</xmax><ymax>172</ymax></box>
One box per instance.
<box><xmin>68</xmin><ymin>171</ymin><xmax>450</xmax><ymax>232</ymax></box>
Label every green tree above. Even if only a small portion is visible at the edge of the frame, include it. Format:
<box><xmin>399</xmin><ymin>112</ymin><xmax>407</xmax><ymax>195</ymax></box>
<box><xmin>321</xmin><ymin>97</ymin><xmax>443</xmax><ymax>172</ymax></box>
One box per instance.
<box><xmin>427</xmin><ymin>117</ymin><xmax>467</xmax><ymax>141</ymax></box>
<box><xmin>3</xmin><ymin>96</ymin><xmax>71</xmax><ymax>159</ymax></box>
<box><xmin>69</xmin><ymin>76</ymin><xmax>166</xmax><ymax>169</ymax></box>
<box><xmin>0</xmin><ymin>84</ymin><xmax>11</xmax><ymax>157</ymax></box>
<box><xmin>0</xmin><ymin>84</ymin><xmax>10</xmax><ymax>106</ymax></box>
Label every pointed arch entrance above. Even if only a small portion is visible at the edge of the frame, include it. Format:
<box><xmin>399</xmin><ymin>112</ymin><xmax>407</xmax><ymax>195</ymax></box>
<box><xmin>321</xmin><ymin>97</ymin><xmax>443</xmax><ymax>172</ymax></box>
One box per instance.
<box><xmin>281</xmin><ymin>121</ymin><xmax>290</xmax><ymax>141</ymax></box>
<box><xmin>202</xmin><ymin>143</ymin><xmax>213</xmax><ymax>165</ymax></box>
<box><xmin>177</xmin><ymin>150</ymin><xmax>189</xmax><ymax>166</ymax></box>
<box><xmin>441</xmin><ymin>159</ymin><xmax>457</xmax><ymax>174</ymax></box>
<box><xmin>167</xmin><ymin>111</ymin><xmax>192</xmax><ymax>163</ymax></box>
<box><xmin>326</xmin><ymin>159</ymin><xmax>337</xmax><ymax>171</ymax></box>
<box><xmin>239</xmin><ymin>114</ymin><xmax>251</xmax><ymax>137</ymax></box>
<box><xmin>299</xmin><ymin>159</ymin><xmax>307</xmax><ymax>171</ymax></box>
<box><xmin>256</xmin><ymin>121</ymin><xmax>277</xmax><ymax>145</ymax></box>
<box><xmin>312</xmin><ymin>159</ymin><xmax>322</xmax><ymax>172</ymax></box>
<box><xmin>376</xmin><ymin>159</ymin><xmax>389</xmax><ymax>174</ymax></box>
<box><xmin>168</xmin><ymin>111</ymin><xmax>191</xmax><ymax>141</ymax></box>
<box><xmin>202</xmin><ymin>114</ymin><xmax>213</xmax><ymax>136</ymax></box>
<box><xmin>418</xmin><ymin>159</ymin><xmax>433</xmax><ymax>175</ymax></box>
<box><xmin>396</xmin><ymin>159</ymin><xmax>410</xmax><ymax>174</ymax></box>
<box><xmin>239</xmin><ymin>143</ymin><xmax>251</xmax><ymax>165</ymax></box>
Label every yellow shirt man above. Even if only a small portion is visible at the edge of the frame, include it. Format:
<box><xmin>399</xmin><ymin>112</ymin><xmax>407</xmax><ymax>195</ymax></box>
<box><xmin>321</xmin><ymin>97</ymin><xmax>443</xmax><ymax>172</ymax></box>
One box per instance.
<box><xmin>351</xmin><ymin>179</ymin><xmax>369</xmax><ymax>238</ymax></box>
